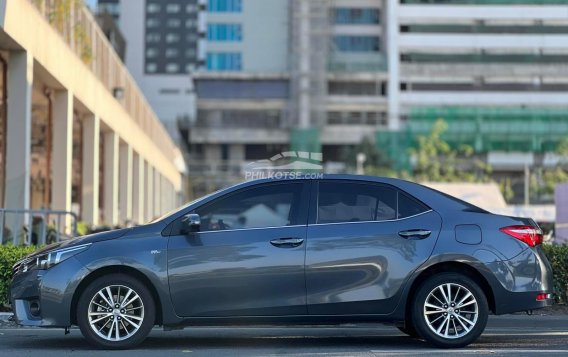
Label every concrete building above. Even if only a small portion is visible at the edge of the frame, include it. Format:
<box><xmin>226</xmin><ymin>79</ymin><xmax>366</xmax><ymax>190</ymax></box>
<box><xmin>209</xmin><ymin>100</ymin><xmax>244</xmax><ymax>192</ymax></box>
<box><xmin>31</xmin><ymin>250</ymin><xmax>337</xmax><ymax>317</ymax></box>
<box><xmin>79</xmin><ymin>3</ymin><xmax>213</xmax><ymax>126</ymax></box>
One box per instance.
<box><xmin>99</xmin><ymin>0</ymin><xmax>202</xmax><ymax>142</ymax></box>
<box><xmin>187</xmin><ymin>0</ymin><xmax>568</xmax><ymax>201</ymax></box>
<box><xmin>0</xmin><ymin>0</ymin><xmax>185</xmax><ymax>231</ymax></box>
<box><xmin>188</xmin><ymin>0</ymin><xmax>387</xmax><ymax>196</ymax></box>
<box><xmin>380</xmin><ymin>0</ymin><xmax>568</xmax><ymax>199</ymax></box>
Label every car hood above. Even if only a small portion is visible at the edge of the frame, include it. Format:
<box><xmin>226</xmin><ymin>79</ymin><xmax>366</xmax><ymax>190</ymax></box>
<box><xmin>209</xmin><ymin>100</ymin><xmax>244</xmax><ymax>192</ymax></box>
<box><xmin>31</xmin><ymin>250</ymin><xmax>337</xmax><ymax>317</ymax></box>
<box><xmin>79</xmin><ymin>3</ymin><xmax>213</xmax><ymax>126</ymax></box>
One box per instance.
<box><xmin>32</xmin><ymin>227</ymin><xmax>132</xmax><ymax>256</ymax></box>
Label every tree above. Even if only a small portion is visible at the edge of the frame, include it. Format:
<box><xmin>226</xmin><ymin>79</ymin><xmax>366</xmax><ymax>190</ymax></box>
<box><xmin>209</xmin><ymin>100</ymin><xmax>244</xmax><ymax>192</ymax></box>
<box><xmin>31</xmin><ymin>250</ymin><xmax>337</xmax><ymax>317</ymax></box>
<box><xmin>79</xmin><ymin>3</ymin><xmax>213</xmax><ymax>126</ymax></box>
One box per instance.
<box><xmin>410</xmin><ymin>119</ymin><xmax>492</xmax><ymax>183</ymax></box>
<box><xmin>342</xmin><ymin>137</ymin><xmax>396</xmax><ymax>177</ymax></box>
<box><xmin>530</xmin><ymin>137</ymin><xmax>568</xmax><ymax>201</ymax></box>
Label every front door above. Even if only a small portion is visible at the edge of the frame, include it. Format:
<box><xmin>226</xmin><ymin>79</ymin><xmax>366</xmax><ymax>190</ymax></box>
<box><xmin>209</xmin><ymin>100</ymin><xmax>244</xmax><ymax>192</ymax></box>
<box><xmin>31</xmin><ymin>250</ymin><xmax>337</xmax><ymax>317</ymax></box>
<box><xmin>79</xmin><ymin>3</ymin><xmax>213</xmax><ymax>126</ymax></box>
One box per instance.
<box><xmin>167</xmin><ymin>181</ymin><xmax>310</xmax><ymax>317</ymax></box>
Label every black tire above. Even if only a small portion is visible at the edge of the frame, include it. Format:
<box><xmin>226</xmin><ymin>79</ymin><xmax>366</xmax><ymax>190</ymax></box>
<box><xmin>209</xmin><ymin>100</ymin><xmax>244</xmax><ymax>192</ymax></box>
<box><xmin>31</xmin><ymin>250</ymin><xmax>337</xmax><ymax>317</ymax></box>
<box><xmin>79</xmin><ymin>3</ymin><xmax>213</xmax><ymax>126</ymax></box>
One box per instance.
<box><xmin>411</xmin><ymin>273</ymin><xmax>488</xmax><ymax>348</ymax></box>
<box><xmin>77</xmin><ymin>274</ymin><xmax>155</xmax><ymax>349</ymax></box>
<box><xmin>396</xmin><ymin>323</ymin><xmax>419</xmax><ymax>338</ymax></box>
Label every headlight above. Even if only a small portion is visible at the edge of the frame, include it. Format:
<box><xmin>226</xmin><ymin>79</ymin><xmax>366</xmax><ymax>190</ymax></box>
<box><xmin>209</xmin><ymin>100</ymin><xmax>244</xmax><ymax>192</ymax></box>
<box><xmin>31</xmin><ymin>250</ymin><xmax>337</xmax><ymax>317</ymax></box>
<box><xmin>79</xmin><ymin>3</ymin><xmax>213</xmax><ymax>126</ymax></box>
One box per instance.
<box><xmin>20</xmin><ymin>243</ymin><xmax>91</xmax><ymax>272</ymax></box>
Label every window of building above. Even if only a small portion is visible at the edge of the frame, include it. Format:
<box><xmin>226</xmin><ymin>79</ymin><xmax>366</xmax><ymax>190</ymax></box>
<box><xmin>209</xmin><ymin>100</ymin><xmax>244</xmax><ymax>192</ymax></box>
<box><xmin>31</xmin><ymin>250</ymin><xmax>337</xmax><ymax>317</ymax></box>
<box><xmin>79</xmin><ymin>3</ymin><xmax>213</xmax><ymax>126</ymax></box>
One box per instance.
<box><xmin>185</xmin><ymin>19</ymin><xmax>196</xmax><ymax>28</ymax></box>
<box><xmin>334</xmin><ymin>35</ymin><xmax>380</xmax><ymax>52</ymax></box>
<box><xmin>166</xmin><ymin>3</ymin><xmax>181</xmax><ymax>13</ymax></box>
<box><xmin>146</xmin><ymin>18</ymin><xmax>160</xmax><ymax>28</ymax></box>
<box><xmin>159</xmin><ymin>88</ymin><xmax>181</xmax><ymax>94</ymax></box>
<box><xmin>317</xmin><ymin>182</ymin><xmax>397</xmax><ymax>224</ymax></box>
<box><xmin>186</xmin><ymin>4</ymin><xmax>197</xmax><ymax>12</ymax></box>
<box><xmin>165</xmin><ymin>63</ymin><xmax>180</xmax><ymax>73</ymax></box>
<box><xmin>206</xmin><ymin>52</ymin><xmax>242</xmax><ymax>71</ymax></box>
<box><xmin>185</xmin><ymin>64</ymin><xmax>195</xmax><ymax>73</ymax></box>
<box><xmin>146</xmin><ymin>3</ymin><xmax>160</xmax><ymax>13</ymax></box>
<box><xmin>186</xmin><ymin>33</ymin><xmax>198</xmax><ymax>42</ymax></box>
<box><xmin>193</xmin><ymin>183</ymin><xmax>304</xmax><ymax>231</ymax></box>
<box><xmin>165</xmin><ymin>48</ymin><xmax>179</xmax><ymax>58</ymax></box>
<box><xmin>207</xmin><ymin>23</ymin><xmax>243</xmax><ymax>41</ymax></box>
<box><xmin>208</xmin><ymin>0</ymin><xmax>242</xmax><ymax>12</ymax></box>
<box><xmin>335</xmin><ymin>8</ymin><xmax>380</xmax><ymax>25</ymax></box>
<box><xmin>146</xmin><ymin>48</ymin><xmax>159</xmax><ymax>58</ymax></box>
<box><xmin>146</xmin><ymin>33</ymin><xmax>161</xmax><ymax>42</ymax></box>
<box><xmin>166</xmin><ymin>33</ymin><xmax>180</xmax><ymax>43</ymax></box>
<box><xmin>146</xmin><ymin>63</ymin><xmax>157</xmax><ymax>73</ymax></box>
<box><xmin>185</xmin><ymin>48</ymin><xmax>196</xmax><ymax>57</ymax></box>
<box><xmin>167</xmin><ymin>18</ymin><xmax>181</xmax><ymax>27</ymax></box>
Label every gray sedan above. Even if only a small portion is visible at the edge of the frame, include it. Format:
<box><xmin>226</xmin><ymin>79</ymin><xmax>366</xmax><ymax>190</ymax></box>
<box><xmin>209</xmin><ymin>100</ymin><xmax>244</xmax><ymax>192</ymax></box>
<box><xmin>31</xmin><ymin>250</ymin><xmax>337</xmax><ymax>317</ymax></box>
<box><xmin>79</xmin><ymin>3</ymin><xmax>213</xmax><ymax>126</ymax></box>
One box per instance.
<box><xmin>10</xmin><ymin>175</ymin><xmax>553</xmax><ymax>349</ymax></box>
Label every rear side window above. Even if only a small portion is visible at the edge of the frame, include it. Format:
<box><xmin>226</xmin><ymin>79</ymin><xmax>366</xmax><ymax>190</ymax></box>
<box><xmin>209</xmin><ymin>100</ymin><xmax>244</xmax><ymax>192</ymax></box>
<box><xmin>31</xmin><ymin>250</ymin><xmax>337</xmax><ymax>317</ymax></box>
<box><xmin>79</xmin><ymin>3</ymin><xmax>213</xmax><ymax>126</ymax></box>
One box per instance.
<box><xmin>317</xmin><ymin>182</ymin><xmax>397</xmax><ymax>224</ymax></box>
<box><xmin>397</xmin><ymin>191</ymin><xmax>429</xmax><ymax>219</ymax></box>
<box><xmin>317</xmin><ymin>181</ymin><xmax>429</xmax><ymax>224</ymax></box>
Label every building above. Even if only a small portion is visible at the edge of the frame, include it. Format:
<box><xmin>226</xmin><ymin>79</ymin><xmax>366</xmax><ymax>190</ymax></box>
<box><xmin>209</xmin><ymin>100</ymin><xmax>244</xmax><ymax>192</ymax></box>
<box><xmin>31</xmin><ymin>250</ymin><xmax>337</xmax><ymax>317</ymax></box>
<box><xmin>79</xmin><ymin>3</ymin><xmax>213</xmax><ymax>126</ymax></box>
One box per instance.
<box><xmin>187</xmin><ymin>0</ymin><xmax>568</xmax><ymax>201</ymax></box>
<box><xmin>187</xmin><ymin>0</ymin><xmax>387</xmax><ymax>196</ymax></box>
<box><xmin>0</xmin><ymin>0</ymin><xmax>185</xmax><ymax>235</ymax></box>
<box><xmin>96</xmin><ymin>10</ymin><xmax>126</xmax><ymax>61</ymax></box>
<box><xmin>381</xmin><ymin>0</ymin><xmax>568</xmax><ymax>199</ymax></box>
<box><xmin>98</xmin><ymin>0</ymin><xmax>203</xmax><ymax>142</ymax></box>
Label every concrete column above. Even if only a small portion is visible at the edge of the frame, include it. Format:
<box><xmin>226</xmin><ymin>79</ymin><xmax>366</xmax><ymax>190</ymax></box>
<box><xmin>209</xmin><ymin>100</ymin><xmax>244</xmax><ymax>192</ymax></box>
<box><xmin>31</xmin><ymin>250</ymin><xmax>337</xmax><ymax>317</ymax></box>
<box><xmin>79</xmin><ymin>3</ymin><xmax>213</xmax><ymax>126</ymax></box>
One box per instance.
<box><xmin>146</xmin><ymin>164</ymin><xmax>154</xmax><ymax>221</ymax></box>
<box><xmin>4</xmin><ymin>51</ymin><xmax>33</xmax><ymax>210</ymax></box>
<box><xmin>119</xmin><ymin>142</ymin><xmax>133</xmax><ymax>225</ymax></box>
<box><xmin>154</xmin><ymin>170</ymin><xmax>161</xmax><ymax>217</ymax></box>
<box><xmin>51</xmin><ymin>90</ymin><xmax>73</xmax><ymax>221</ymax></box>
<box><xmin>387</xmin><ymin>0</ymin><xmax>400</xmax><ymax>130</ymax></box>
<box><xmin>132</xmin><ymin>152</ymin><xmax>145</xmax><ymax>224</ymax></box>
<box><xmin>81</xmin><ymin>114</ymin><xmax>100</xmax><ymax>226</ymax></box>
<box><xmin>103</xmin><ymin>131</ymin><xmax>119</xmax><ymax>226</ymax></box>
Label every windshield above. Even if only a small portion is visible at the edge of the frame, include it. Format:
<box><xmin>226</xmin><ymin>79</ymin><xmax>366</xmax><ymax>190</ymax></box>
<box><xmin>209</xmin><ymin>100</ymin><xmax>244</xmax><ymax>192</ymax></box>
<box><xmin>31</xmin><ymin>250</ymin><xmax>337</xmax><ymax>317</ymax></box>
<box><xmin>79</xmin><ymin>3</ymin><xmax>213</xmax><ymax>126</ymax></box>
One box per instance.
<box><xmin>150</xmin><ymin>188</ymin><xmax>223</xmax><ymax>224</ymax></box>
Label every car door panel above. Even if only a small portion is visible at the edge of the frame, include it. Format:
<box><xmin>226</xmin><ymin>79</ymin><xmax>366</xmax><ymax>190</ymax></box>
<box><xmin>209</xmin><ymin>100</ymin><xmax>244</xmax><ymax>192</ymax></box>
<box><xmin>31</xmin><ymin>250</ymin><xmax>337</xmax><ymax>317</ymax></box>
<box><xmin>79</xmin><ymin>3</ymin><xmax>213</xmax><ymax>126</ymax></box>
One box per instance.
<box><xmin>167</xmin><ymin>181</ymin><xmax>309</xmax><ymax>317</ymax></box>
<box><xmin>168</xmin><ymin>225</ymin><xmax>308</xmax><ymax>317</ymax></box>
<box><xmin>305</xmin><ymin>181</ymin><xmax>442</xmax><ymax>315</ymax></box>
<box><xmin>306</xmin><ymin>212</ymin><xmax>441</xmax><ymax>315</ymax></box>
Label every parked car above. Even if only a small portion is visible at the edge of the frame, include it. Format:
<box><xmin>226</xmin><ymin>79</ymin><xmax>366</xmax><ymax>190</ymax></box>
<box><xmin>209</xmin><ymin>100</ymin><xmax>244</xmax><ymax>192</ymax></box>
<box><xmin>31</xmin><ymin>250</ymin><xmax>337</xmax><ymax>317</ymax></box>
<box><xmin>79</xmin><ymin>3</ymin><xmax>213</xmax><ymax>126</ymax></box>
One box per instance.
<box><xmin>10</xmin><ymin>175</ymin><xmax>553</xmax><ymax>349</ymax></box>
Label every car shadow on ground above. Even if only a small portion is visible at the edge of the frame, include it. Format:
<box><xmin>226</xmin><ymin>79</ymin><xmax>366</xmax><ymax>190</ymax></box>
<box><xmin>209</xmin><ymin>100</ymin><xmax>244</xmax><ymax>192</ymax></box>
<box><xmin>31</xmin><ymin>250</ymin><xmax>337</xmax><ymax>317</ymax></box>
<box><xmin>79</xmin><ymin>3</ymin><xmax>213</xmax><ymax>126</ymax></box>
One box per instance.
<box><xmin>4</xmin><ymin>333</ymin><xmax>429</xmax><ymax>351</ymax></box>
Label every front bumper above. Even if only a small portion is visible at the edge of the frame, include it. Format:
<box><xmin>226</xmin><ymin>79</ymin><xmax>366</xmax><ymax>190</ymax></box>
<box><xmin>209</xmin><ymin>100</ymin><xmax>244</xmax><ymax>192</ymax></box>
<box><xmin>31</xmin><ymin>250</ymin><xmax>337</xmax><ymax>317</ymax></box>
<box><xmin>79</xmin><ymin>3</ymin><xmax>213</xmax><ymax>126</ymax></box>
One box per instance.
<box><xmin>10</xmin><ymin>256</ymin><xmax>89</xmax><ymax>327</ymax></box>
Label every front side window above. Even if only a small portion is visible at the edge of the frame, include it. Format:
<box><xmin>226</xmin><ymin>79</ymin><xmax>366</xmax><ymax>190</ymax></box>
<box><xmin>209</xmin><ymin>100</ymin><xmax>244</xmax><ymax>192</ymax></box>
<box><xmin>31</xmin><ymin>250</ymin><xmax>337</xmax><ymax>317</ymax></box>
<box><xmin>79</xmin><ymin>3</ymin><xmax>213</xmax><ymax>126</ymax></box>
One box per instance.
<box><xmin>195</xmin><ymin>183</ymin><xmax>303</xmax><ymax>231</ymax></box>
<box><xmin>317</xmin><ymin>182</ymin><xmax>430</xmax><ymax>224</ymax></box>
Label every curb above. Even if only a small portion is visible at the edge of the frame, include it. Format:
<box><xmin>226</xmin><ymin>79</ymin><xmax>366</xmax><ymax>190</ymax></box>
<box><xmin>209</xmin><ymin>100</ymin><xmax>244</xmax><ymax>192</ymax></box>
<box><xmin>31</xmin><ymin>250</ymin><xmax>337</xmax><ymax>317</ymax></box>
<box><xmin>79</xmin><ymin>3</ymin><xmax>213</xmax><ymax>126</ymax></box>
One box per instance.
<box><xmin>0</xmin><ymin>312</ymin><xmax>13</xmax><ymax>321</ymax></box>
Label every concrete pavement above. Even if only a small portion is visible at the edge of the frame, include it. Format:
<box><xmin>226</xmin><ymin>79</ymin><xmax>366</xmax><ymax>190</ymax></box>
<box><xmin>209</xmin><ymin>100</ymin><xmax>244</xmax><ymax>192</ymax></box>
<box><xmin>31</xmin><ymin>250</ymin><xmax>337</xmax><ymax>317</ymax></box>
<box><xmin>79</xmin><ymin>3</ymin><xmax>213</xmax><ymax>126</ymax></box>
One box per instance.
<box><xmin>0</xmin><ymin>315</ymin><xmax>567</xmax><ymax>356</ymax></box>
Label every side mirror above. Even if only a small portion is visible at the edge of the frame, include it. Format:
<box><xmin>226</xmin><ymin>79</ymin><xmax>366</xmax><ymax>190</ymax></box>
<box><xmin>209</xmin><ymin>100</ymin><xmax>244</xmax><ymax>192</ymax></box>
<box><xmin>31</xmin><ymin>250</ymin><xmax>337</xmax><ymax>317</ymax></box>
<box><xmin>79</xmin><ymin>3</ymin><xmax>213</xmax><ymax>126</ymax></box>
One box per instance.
<box><xmin>181</xmin><ymin>213</ymin><xmax>201</xmax><ymax>234</ymax></box>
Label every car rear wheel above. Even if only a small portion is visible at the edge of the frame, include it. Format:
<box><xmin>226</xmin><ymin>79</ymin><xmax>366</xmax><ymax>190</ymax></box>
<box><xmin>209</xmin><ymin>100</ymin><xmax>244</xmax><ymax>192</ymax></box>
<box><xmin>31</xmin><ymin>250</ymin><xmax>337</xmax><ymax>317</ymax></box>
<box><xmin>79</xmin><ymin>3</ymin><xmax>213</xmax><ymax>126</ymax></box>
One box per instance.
<box><xmin>77</xmin><ymin>274</ymin><xmax>155</xmax><ymax>349</ymax></box>
<box><xmin>411</xmin><ymin>273</ymin><xmax>488</xmax><ymax>348</ymax></box>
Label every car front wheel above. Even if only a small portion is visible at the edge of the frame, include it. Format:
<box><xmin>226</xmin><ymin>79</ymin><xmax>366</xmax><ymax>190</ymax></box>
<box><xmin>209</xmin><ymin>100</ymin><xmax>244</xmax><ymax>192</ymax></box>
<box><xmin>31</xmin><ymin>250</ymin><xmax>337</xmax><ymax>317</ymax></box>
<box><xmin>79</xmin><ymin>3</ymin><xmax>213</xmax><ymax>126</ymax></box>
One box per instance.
<box><xmin>77</xmin><ymin>274</ymin><xmax>155</xmax><ymax>349</ymax></box>
<box><xmin>411</xmin><ymin>272</ymin><xmax>488</xmax><ymax>348</ymax></box>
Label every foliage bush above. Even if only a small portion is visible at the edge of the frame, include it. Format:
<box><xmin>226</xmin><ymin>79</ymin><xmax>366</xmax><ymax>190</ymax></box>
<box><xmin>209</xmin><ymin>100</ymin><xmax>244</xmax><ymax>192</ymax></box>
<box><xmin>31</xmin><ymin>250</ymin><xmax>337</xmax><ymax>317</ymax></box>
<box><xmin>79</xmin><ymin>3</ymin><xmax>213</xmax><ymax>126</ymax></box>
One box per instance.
<box><xmin>542</xmin><ymin>244</ymin><xmax>568</xmax><ymax>304</ymax></box>
<box><xmin>0</xmin><ymin>245</ymin><xmax>37</xmax><ymax>308</ymax></box>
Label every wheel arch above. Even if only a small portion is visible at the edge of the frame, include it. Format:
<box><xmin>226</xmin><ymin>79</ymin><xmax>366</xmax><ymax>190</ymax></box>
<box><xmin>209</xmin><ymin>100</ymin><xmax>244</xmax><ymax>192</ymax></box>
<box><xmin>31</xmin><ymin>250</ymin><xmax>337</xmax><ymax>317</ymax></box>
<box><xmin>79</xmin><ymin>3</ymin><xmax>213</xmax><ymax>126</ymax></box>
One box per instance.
<box><xmin>404</xmin><ymin>261</ymin><xmax>496</xmax><ymax>319</ymax></box>
<box><xmin>70</xmin><ymin>265</ymin><xmax>163</xmax><ymax>325</ymax></box>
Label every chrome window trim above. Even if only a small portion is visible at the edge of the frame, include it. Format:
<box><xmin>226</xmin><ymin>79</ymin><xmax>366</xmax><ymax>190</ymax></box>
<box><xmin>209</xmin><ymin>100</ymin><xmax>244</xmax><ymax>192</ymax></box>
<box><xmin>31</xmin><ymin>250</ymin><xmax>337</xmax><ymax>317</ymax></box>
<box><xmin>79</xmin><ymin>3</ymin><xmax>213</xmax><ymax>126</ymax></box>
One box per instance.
<box><xmin>195</xmin><ymin>224</ymin><xmax>307</xmax><ymax>234</ymax></box>
<box><xmin>311</xmin><ymin>209</ymin><xmax>433</xmax><ymax>227</ymax></box>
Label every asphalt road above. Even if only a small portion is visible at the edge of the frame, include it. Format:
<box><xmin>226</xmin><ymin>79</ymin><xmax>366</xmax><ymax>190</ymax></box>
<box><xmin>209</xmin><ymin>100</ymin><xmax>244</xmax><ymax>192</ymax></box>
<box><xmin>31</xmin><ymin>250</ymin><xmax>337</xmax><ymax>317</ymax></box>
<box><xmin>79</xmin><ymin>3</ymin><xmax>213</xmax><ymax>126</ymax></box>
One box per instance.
<box><xmin>0</xmin><ymin>315</ymin><xmax>567</xmax><ymax>356</ymax></box>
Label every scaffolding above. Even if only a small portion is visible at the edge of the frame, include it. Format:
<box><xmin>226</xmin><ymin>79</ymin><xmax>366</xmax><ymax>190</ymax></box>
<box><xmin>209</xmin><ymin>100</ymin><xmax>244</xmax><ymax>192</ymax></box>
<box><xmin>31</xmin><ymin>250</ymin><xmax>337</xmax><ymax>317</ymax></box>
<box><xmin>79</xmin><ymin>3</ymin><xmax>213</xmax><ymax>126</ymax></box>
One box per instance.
<box><xmin>376</xmin><ymin>107</ymin><xmax>568</xmax><ymax>170</ymax></box>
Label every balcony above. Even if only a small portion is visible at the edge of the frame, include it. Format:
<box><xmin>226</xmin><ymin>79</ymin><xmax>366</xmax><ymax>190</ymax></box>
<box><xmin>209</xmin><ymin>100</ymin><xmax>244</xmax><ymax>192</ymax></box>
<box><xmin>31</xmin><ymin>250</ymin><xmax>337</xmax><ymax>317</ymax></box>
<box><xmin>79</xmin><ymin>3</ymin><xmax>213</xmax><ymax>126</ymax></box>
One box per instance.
<box><xmin>328</xmin><ymin>53</ymin><xmax>388</xmax><ymax>73</ymax></box>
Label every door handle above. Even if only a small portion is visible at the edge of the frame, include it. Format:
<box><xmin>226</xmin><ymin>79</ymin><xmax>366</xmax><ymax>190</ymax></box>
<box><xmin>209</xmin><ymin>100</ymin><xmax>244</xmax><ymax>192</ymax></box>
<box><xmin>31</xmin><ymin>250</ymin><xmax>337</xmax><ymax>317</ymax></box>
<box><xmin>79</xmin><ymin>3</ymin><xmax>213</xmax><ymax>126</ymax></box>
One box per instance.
<box><xmin>270</xmin><ymin>237</ymin><xmax>304</xmax><ymax>248</ymax></box>
<box><xmin>398</xmin><ymin>229</ymin><xmax>431</xmax><ymax>240</ymax></box>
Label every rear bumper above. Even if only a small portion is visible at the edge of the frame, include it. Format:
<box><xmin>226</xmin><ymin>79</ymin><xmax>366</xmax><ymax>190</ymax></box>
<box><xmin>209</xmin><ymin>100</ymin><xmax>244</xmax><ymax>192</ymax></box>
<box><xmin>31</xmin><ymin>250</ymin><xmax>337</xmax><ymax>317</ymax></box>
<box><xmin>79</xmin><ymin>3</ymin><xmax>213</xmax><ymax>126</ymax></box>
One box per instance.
<box><xmin>489</xmin><ymin>246</ymin><xmax>554</xmax><ymax>315</ymax></box>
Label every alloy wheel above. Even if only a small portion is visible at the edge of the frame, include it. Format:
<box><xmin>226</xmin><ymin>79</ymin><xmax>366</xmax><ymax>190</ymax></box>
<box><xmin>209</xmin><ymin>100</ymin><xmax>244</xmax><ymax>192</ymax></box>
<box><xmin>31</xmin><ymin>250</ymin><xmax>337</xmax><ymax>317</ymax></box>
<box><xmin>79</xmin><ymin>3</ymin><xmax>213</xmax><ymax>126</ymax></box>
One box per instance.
<box><xmin>423</xmin><ymin>282</ymin><xmax>479</xmax><ymax>339</ymax></box>
<box><xmin>87</xmin><ymin>285</ymin><xmax>145</xmax><ymax>342</ymax></box>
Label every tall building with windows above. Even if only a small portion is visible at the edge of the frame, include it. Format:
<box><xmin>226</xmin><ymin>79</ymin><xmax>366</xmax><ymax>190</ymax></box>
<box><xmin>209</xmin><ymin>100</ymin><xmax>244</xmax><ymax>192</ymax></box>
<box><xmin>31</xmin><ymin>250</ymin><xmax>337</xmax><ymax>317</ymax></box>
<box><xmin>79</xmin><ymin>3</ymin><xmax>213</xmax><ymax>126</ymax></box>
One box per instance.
<box><xmin>97</xmin><ymin>0</ymin><xmax>203</xmax><ymax>141</ymax></box>
<box><xmin>187</xmin><ymin>0</ymin><xmax>388</xmax><ymax>196</ymax></box>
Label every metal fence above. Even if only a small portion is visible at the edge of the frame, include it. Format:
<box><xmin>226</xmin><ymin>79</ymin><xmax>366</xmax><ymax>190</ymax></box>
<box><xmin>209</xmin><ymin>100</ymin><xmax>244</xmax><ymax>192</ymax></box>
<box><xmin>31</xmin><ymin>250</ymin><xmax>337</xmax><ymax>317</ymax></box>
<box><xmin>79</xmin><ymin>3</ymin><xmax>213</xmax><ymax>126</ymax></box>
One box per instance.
<box><xmin>0</xmin><ymin>209</ymin><xmax>78</xmax><ymax>246</ymax></box>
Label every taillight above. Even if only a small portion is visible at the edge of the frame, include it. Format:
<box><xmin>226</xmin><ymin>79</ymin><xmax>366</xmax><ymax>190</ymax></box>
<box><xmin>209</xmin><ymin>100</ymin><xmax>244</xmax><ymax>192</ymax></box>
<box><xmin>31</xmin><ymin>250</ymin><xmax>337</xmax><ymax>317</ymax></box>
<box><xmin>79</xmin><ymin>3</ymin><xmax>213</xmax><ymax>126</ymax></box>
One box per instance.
<box><xmin>500</xmin><ymin>225</ymin><xmax>543</xmax><ymax>247</ymax></box>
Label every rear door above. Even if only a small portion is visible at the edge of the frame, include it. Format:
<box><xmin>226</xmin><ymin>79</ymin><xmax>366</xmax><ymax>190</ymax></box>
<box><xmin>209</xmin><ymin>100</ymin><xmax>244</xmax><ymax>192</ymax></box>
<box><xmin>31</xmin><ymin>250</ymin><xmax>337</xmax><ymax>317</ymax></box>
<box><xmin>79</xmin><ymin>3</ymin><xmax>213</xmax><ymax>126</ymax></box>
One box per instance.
<box><xmin>305</xmin><ymin>180</ymin><xmax>442</xmax><ymax>315</ymax></box>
